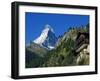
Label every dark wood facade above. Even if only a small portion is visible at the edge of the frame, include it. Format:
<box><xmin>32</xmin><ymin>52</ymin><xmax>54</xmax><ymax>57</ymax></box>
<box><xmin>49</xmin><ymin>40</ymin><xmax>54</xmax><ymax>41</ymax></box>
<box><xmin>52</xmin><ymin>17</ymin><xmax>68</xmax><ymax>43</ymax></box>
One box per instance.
<box><xmin>74</xmin><ymin>32</ymin><xmax>89</xmax><ymax>55</ymax></box>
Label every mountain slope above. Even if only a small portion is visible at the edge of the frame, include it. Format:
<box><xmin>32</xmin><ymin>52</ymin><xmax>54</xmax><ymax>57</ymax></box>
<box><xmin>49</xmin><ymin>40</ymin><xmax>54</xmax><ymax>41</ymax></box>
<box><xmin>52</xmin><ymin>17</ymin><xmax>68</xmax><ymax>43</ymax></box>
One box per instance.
<box><xmin>26</xmin><ymin>42</ymin><xmax>48</xmax><ymax>68</ymax></box>
<box><xmin>26</xmin><ymin>24</ymin><xmax>89</xmax><ymax>68</ymax></box>
<box><xmin>42</xmin><ymin>25</ymin><xmax>89</xmax><ymax>67</ymax></box>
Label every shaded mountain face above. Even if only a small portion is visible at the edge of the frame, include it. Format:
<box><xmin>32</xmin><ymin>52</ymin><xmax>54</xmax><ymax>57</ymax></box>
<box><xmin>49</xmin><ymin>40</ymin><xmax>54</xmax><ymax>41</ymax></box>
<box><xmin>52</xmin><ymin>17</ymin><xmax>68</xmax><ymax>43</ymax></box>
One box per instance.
<box><xmin>33</xmin><ymin>24</ymin><xmax>58</xmax><ymax>50</ymax></box>
<box><xmin>25</xmin><ymin>42</ymin><xmax>48</xmax><ymax>68</ymax></box>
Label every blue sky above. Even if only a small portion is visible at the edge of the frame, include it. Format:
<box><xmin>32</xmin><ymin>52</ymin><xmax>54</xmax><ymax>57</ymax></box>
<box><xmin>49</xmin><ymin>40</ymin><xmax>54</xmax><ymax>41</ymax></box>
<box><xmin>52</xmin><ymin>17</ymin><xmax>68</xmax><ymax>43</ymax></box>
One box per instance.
<box><xmin>25</xmin><ymin>12</ymin><xmax>89</xmax><ymax>44</ymax></box>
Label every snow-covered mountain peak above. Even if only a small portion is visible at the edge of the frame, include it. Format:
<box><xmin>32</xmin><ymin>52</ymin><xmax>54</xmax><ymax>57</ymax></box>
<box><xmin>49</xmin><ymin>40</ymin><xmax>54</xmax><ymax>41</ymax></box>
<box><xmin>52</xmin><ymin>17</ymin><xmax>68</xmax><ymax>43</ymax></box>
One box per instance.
<box><xmin>43</xmin><ymin>24</ymin><xmax>54</xmax><ymax>33</ymax></box>
<box><xmin>33</xmin><ymin>24</ymin><xmax>57</xmax><ymax>50</ymax></box>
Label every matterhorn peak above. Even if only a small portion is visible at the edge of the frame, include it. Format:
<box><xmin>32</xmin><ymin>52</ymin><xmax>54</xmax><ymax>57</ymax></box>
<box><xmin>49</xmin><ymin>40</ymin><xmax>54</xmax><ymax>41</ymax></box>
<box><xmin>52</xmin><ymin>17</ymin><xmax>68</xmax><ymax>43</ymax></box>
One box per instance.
<box><xmin>33</xmin><ymin>24</ymin><xmax>57</xmax><ymax>50</ymax></box>
<box><xmin>45</xmin><ymin>24</ymin><xmax>51</xmax><ymax>28</ymax></box>
<box><xmin>44</xmin><ymin>24</ymin><xmax>54</xmax><ymax>33</ymax></box>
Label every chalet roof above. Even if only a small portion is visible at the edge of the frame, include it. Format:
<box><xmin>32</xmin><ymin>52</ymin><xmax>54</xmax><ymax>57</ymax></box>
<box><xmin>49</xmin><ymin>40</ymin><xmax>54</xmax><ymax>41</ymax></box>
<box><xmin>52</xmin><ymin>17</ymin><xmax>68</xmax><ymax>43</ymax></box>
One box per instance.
<box><xmin>74</xmin><ymin>32</ymin><xmax>89</xmax><ymax>53</ymax></box>
<box><xmin>76</xmin><ymin>32</ymin><xmax>89</xmax><ymax>40</ymax></box>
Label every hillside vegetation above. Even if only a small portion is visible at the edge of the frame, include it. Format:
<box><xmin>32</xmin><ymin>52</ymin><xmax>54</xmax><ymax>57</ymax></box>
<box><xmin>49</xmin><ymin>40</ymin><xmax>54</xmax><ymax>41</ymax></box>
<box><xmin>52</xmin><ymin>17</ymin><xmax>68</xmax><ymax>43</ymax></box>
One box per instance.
<box><xmin>26</xmin><ymin>24</ymin><xmax>89</xmax><ymax>68</ymax></box>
